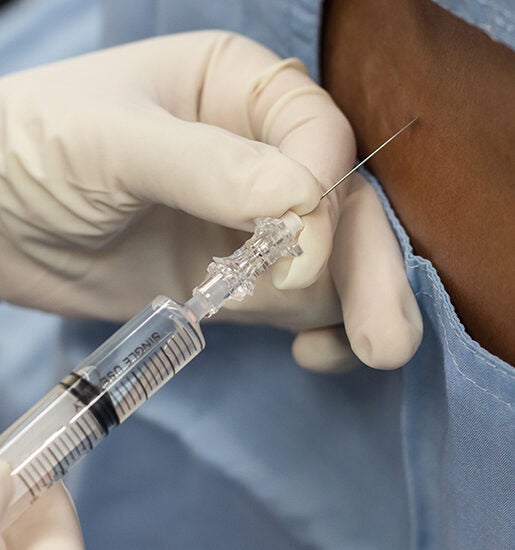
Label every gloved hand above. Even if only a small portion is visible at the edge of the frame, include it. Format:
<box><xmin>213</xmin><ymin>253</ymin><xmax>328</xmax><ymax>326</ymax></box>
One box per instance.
<box><xmin>0</xmin><ymin>31</ymin><xmax>422</xmax><ymax>370</ymax></box>
<box><xmin>0</xmin><ymin>462</ymin><xmax>84</xmax><ymax>550</ymax></box>
<box><xmin>291</xmin><ymin>172</ymin><xmax>423</xmax><ymax>371</ymax></box>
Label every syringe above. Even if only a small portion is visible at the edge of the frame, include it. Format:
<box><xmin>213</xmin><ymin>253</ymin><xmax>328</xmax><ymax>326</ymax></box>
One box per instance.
<box><xmin>0</xmin><ymin>213</ymin><xmax>303</xmax><ymax>529</ymax></box>
<box><xmin>0</xmin><ymin>117</ymin><xmax>417</xmax><ymax>528</ymax></box>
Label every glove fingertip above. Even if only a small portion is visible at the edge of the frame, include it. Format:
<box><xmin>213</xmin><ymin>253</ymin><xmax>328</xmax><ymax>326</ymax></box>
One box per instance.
<box><xmin>273</xmin><ymin>212</ymin><xmax>334</xmax><ymax>290</ymax></box>
<box><xmin>272</xmin><ymin>254</ymin><xmax>324</xmax><ymax>289</ymax></box>
<box><xmin>292</xmin><ymin>328</ymin><xmax>359</xmax><ymax>373</ymax></box>
<box><xmin>349</xmin><ymin>307</ymin><xmax>423</xmax><ymax>370</ymax></box>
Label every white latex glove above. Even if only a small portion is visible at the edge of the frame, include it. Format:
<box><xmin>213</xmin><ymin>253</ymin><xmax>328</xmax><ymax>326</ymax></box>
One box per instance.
<box><xmin>0</xmin><ymin>462</ymin><xmax>84</xmax><ymax>550</ymax></box>
<box><xmin>0</xmin><ymin>31</ymin><xmax>422</xmax><ymax>370</ymax></box>
<box><xmin>292</xmin><ymin>173</ymin><xmax>423</xmax><ymax>371</ymax></box>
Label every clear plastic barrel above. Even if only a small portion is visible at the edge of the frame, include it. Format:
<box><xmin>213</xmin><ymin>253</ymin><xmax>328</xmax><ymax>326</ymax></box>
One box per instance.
<box><xmin>0</xmin><ymin>296</ymin><xmax>204</xmax><ymax>528</ymax></box>
<box><xmin>0</xmin><ymin>214</ymin><xmax>302</xmax><ymax>528</ymax></box>
<box><xmin>74</xmin><ymin>295</ymin><xmax>205</xmax><ymax>423</ymax></box>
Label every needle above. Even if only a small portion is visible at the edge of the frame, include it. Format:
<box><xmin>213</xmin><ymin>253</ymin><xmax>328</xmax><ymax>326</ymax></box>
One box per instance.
<box><xmin>320</xmin><ymin>116</ymin><xmax>418</xmax><ymax>199</ymax></box>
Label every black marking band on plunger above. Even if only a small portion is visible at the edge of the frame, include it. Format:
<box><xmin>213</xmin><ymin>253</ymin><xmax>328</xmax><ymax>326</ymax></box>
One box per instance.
<box><xmin>60</xmin><ymin>373</ymin><xmax>119</xmax><ymax>433</ymax></box>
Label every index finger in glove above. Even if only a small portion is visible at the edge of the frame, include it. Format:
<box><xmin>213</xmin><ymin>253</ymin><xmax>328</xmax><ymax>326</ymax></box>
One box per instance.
<box><xmin>31</xmin><ymin>32</ymin><xmax>351</xmax><ymax>284</ymax></box>
<box><xmin>136</xmin><ymin>32</ymin><xmax>355</xmax><ymax>285</ymax></box>
<box><xmin>197</xmin><ymin>32</ymin><xmax>356</xmax><ymax>287</ymax></box>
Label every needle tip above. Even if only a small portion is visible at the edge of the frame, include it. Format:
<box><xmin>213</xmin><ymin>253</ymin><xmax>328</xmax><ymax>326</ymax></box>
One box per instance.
<box><xmin>320</xmin><ymin>115</ymin><xmax>419</xmax><ymax>200</ymax></box>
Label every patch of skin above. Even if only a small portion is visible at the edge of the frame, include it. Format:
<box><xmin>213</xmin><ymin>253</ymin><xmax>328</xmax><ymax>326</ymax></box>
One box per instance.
<box><xmin>322</xmin><ymin>0</ymin><xmax>515</xmax><ymax>365</ymax></box>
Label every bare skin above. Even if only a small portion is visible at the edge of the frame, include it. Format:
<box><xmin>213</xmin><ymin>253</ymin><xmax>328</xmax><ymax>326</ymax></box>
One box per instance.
<box><xmin>322</xmin><ymin>0</ymin><xmax>515</xmax><ymax>365</ymax></box>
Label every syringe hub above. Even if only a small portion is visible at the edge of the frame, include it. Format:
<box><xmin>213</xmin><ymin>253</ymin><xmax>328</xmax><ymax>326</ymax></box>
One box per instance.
<box><xmin>187</xmin><ymin>213</ymin><xmax>303</xmax><ymax>320</ymax></box>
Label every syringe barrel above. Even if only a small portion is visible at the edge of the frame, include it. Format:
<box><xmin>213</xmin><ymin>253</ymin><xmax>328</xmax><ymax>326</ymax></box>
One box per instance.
<box><xmin>0</xmin><ymin>296</ymin><xmax>204</xmax><ymax>529</ymax></box>
<box><xmin>73</xmin><ymin>295</ymin><xmax>205</xmax><ymax>423</ymax></box>
<box><xmin>0</xmin><ymin>214</ymin><xmax>302</xmax><ymax>529</ymax></box>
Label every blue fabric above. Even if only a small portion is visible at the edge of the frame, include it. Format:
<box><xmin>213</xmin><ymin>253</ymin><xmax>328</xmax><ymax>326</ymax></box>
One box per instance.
<box><xmin>101</xmin><ymin>0</ymin><xmax>324</xmax><ymax>82</ymax></box>
<box><xmin>0</xmin><ymin>0</ymin><xmax>101</xmax><ymax>74</ymax></box>
<box><xmin>0</xmin><ymin>1</ymin><xmax>514</xmax><ymax>549</ymax></box>
<box><xmin>367</xmin><ymin>170</ymin><xmax>515</xmax><ymax>549</ymax></box>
